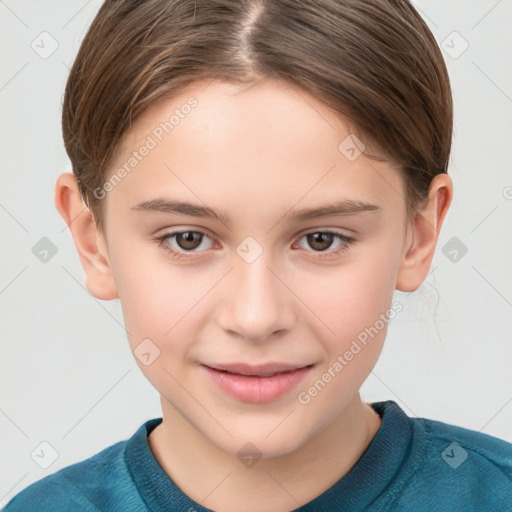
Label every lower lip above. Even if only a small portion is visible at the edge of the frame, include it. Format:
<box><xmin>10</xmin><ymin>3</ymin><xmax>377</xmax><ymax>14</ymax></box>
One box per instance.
<box><xmin>201</xmin><ymin>365</ymin><xmax>313</xmax><ymax>403</ymax></box>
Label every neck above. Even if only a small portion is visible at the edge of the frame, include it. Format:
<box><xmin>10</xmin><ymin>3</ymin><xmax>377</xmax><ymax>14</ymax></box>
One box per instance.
<box><xmin>148</xmin><ymin>394</ymin><xmax>381</xmax><ymax>512</ymax></box>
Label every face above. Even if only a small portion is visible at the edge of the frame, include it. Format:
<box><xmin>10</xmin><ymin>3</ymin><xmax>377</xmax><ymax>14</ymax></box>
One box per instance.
<box><xmin>100</xmin><ymin>78</ymin><xmax>410</xmax><ymax>458</ymax></box>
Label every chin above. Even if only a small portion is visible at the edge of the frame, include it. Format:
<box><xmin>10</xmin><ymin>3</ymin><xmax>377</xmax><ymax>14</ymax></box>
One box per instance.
<box><xmin>211</xmin><ymin>417</ymin><xmax>317</xmax><ymax>462</ymax></box>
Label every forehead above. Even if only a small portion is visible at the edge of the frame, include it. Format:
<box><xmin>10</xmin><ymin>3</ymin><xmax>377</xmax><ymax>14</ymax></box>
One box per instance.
<box><xmin>106</xmin><ymin>78</ymin><xmax>405</xmax><ymax>222</ymax></box>
<box><xmin>124</xmin><ymin>78</ymin><xmax>346</xmax><ymax>159</ymax></box>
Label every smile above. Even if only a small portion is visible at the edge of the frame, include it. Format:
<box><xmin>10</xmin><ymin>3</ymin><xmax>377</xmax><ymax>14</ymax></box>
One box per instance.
<box><xmin>200</xmin><ymin>362</ymin><xmax>315</xmax><ymax>403</ymax></box>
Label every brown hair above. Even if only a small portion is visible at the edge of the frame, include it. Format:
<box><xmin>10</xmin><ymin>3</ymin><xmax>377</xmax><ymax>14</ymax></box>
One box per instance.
<box><xmin>62</xmin><ymin>0</ymin><xmax>453</xmax><ymax>234</ymax></box>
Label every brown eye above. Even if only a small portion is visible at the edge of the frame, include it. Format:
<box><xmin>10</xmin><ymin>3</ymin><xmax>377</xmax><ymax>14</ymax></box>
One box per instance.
<box><xmin>296</xmin><ymin>230</ymin><xmax>355</xmax><ymax>259</ymax></box>
<box><xmin>154</xmin><ymin>229</ymin><xmax>214</xmax><ymax>258</ymax></box>
<box><xmin>174</xmin><ymin>231</ymin><xmax>203</xmax><ymax>250</ymax></box>
<box><xmin>306</xmin><ymin>232</ymin><xmax>336</xmax><ymax>251</ymax></box>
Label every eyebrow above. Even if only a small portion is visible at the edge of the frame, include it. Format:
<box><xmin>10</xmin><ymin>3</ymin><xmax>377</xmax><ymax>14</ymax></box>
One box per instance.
<box><xmin>131</xmin><ymin>198</ymin><xmax>381</xmax><ymax>224</ymax></box>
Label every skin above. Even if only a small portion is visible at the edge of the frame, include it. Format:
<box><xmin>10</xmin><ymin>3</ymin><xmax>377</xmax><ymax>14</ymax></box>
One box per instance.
<box><xmin>55</xmin><ymin>78</ymin><xmax>452</xmax><ymax>512</ymax></box>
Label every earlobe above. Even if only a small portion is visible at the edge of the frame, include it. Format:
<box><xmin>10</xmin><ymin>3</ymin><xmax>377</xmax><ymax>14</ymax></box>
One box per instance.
<box><xmin>395</xmin><ymin>174</ymin><xmax>453</xmax><ymax>292</ymax></box>
<box><xmin>54</xmin><ymin>172</ymin><xmax>119</xmax><ymax>300</ymax></box>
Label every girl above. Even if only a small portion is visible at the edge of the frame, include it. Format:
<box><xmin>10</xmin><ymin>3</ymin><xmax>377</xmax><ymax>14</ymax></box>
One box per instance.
<box><xmin>5</xmin><ymin>1</ymin><xmax>512</xmax><ymax>511</ymax></box>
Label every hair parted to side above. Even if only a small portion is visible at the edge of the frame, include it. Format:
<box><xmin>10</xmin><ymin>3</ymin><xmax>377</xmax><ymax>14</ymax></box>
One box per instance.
<box><xmin>62</xmin><ymin>0</ymin><xmax>453</xmax><ymax>234</ymax></box>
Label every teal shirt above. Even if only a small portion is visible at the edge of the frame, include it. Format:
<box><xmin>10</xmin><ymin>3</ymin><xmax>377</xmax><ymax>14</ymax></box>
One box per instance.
<box><xmin>3</xmin><ymin>400</ymin><xmax>512</xmax><ymax>511</ymax></box>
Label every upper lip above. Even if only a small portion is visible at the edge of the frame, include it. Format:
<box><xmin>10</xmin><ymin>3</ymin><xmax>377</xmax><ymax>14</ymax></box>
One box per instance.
<box><xmin>203</xmin><ymin>362</ymin><xmax>313</xmax><ymax>377</ymax></box>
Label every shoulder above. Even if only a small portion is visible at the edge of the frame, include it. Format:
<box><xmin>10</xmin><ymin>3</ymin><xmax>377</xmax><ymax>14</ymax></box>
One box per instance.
<box><xmin>419</xmin><ymin>415</ymin><xmax>512</xmax><ymax>465</ymax></box>
<box><xmin>2</xmin><ymin>437</ymin><xmax>146</xmax><ymax>512</ymax></box>
<box><xmin>394</xmin><ymin>415</ymin><xmax>512</xmax><ymax>511</ymax></box>
<box><xmin>417</xmin><ymin>416</ymin><xmax>512</xmax><ymax>477</ymax></box>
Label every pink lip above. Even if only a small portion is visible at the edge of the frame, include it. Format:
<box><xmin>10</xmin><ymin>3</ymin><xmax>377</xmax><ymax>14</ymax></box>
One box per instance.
<box><xmin>201</xmin><ymin>362</ymin><xmax>314</xmax><ymax>403</ymax></box>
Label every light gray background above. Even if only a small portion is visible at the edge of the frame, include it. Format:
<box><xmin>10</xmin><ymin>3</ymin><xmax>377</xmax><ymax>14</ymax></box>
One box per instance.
<box><xmin>1</xmin><ymin>0</ymin><xmax>511</xmax><ymax>506</ymax></box>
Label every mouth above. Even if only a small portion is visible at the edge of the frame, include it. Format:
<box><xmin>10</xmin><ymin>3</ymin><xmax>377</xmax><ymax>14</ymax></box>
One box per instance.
<box><xmin>203</xmin><ymin>362</ymin><xmax>313</xmax><ymax>377</ymax></box>
<box><xmin>200</xmin><ymin>362</ymin><xmax>315</xmax><ymax>403</ymax></box>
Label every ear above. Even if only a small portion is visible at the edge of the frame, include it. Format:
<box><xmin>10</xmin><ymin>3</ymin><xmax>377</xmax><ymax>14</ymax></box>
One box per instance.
<box><xmin>54</xmin><ymin>172</ymin><xmax>119</xmax><ymax>300</ymax></box>
<box><xmin>395</xmin><ymin>173</ymin><xmax>453</xmax><ymax>292</ymax></box>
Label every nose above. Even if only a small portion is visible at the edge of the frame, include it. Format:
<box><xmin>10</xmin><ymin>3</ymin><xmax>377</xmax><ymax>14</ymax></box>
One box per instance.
<box><xmin>216</xmin><ymin>248</ymin><xmax>297</xmax><ymax>343</ymax></box>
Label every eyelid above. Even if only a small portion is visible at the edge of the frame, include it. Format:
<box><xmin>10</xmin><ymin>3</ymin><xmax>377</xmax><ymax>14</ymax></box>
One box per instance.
<box><xmin>156</xmin><ymin>227</ymin><xmax>217</xmax><ymax>250</ymax></box>
<box><xmin>299</xmin><ymin>227</ymin><xmax>353</xmax><ymax>239</ymax></box>
<box><xmin>154</xmin><ymin>226</ymin><xmax>355</xmax><ymax>261</ymax></box>
<box><xmin>156</xmin><ymin>226</ymin><xmax>353</xmax><ymax>244</ymax></box>
<box><xmin>294</xmin><ymin>228</ymin><xmax>355</xmax><ymax>258</ymax></box>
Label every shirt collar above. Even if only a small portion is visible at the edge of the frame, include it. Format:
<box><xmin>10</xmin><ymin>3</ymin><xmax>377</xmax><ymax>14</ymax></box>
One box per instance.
<box><xmin>125</xmin><ymin>400</ymin><xmax>415</xmax><ymax>511</ymax></box>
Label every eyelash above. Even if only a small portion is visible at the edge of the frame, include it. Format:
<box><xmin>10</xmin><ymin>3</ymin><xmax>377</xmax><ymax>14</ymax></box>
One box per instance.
<box><xmin>154</xmin><ymin>229</ymin><xmax>355</xmax><ymax>261</ymax></box>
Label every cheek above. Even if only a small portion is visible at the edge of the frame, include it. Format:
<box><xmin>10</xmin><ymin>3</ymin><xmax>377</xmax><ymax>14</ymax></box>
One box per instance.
<box><xmin>291</xmin><ymin>239</ymin><xmax>401</xmax><ymax>405</ymax></box>
<box><xmin>108</xmin><ymin>243</ymin><xmax>180</xmax><ymax>349</ymax></box>
<box><xmin>111</xmin><ymin>249</ymin><xmax>218</xmax><ymax>368</ymax></box>
<box><xmin>112</xmin><ymin>261</ymin><xmax>201</xmax><ymax>394</ymax></box>
<box><xmin>293</xmin><ymin>255</ymin><xmax>397</xmax><ymax>420</ymax></box>
<box><xmin>302</xmin><ymin>245</ymin><xmax>399</xmax><ymax>346</ymax></box>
